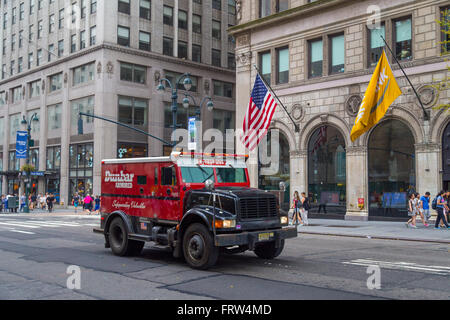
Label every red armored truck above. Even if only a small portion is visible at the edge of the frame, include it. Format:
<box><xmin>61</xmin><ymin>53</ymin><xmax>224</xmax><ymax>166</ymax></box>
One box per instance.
<box><xmin>94</xmin><ymin>152</ymin><xmax>297</xmax><ymax>269</ymax></box>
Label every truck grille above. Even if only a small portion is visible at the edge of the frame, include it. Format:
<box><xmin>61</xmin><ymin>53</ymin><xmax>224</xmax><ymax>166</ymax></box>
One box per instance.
<box><xmin>239</xmin><ymin>197</ymin><xmax>278</xmax><ymax>220</ymax></box>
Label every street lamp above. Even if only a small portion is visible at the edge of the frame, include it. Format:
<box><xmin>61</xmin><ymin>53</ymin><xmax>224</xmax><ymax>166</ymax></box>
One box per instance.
<box><xmin>21</xmin><ymin>112</ymin><xmax>39</xmax><ymax>213</ymax></box>
<box><xmin>182</xmin><ymin>94</ymin><xmax>214</xmax><ymax>120</ymax></box>
<box><xmin>156</xmin><ymin>72</ymin><xmax>194</xmax><ymax>146</ymax></box>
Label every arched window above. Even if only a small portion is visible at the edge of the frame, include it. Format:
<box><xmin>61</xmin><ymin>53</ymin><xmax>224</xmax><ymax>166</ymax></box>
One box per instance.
<box><xmin>368</xmin><ymin>119</ymin><xmax>415</xmax><ymax>218</ymax></box>
<box><xmin>307</xmin><ymin>125</ymin><xmax>346</xmax><ymax>215</ymax></box>
<box><xmin>442</xmin><ymin>122</ymin><xmax>450</xmax><ymax>191</ymax></box>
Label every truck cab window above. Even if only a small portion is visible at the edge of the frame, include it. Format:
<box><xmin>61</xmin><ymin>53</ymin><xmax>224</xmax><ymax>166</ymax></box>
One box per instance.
<box><xmin>161</xmin><ymin>166</ymin><xmax>176</xmax><ymax>186</ymax></box>
<box><xmin>137</xmin><ymin>175</ymin><xmax>147</xmax><ymax>185</ymax></box>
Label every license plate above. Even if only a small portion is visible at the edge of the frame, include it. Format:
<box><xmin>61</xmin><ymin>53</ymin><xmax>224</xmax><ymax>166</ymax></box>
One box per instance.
<box><xmin>258</xmin><ymin>232</ymin><xmax>274</xmax><ymax>241</ymax></box>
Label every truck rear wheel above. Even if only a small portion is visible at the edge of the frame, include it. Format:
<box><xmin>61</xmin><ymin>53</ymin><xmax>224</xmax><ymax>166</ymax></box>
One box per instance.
<box><xmin>182</xmin><ymin>223</ymin><xmax>219</xmax><ymax>270</ymax></box>
<box><xmin>108</xmin><ymin>217</ymin><xmax>144</xmax><ymax>256</ymax></box>
<box><xmin>254</xmin><ymin>240</ymin><xmax>285</xmax><ymax>259</ymax></box>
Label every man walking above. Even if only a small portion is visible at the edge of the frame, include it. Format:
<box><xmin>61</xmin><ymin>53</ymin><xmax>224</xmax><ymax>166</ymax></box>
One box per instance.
<box><xmin>420</xmin><ymin>192</ymin><xmax>431</xmax><ymax>223</ymax></box>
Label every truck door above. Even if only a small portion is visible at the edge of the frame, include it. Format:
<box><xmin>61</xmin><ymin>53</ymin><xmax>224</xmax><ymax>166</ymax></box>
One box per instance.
<box><xmin>160</xmin><ymin>165</ymin><xmax>180</xmax><ymax>221</ymax></box>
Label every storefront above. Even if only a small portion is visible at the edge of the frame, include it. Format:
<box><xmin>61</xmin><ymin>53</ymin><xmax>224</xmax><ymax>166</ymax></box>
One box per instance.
<box><xmin>69</xmin><ymin>143</ymin><xmax>94</xmax><ymax>200</ymax></box>
<box><xmin>368</xmin><ymin>119</ymin><xmax>416</xmax><ymax>218</ymax></box>
<box><xmin>307</xmin><ymin>125</ymin><xmax>346</xmax><ymax>216</ymax></box>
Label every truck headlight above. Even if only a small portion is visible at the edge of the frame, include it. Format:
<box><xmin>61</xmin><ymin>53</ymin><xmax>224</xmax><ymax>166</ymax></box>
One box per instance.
<box><xmin>214</xmin><ymin>219</ymin><xmax>236</xmax><ymax>229</ymax></box>
<box><xmin>280</xmin><ymin>216</ymin><xmax>288</xmax><ymax>225</ymax></box>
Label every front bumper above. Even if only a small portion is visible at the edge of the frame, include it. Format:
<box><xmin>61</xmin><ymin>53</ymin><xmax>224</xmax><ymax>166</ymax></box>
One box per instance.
<box><xmin>214</xmin><ymin>226</ymin><xmax>297</xmax><ymax>250</ymax></box>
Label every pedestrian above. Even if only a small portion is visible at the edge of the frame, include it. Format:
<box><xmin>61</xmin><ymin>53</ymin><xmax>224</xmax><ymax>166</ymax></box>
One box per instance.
<box><xmin>406</xmin><ymin>193</ymin><xmax>417</xmax><ymax>228</ymax></box>
<box><xmin>46</xmin><ymin>193</ymin><xmax>55</xmax><ymax>213</ymax></box>
<box><xmin>30</xmin><ymin>193</ymin><xmax>37</xmax><ymax>210</ymax></box>
<box><xmin>434</xmin><ymin>191</ymin><xmax>450</xmax><ymax>229</ymax></box>
<box><xmin>72</xmin><ymin>193</ymin><xmax>80</xmax><ymax>214</ymax></box>
<box><xmin>94</xmin><ymin>195</ymin><xmax>101</xmax><ymax>215</ymax></box>
<box><xmin>415</xmin><ymin>193</ymin><xmax>428</xmax><ymax>227</ymax></box>
<box><xmin>20</xmin><ymin>194</ymin><xmax>26</xmax><ymax>212</ymax></box>
<box><xmin>291</xmin><ymin>191</ymin><xmax>303</xmax><ymax>226</ymax></box>
<box><xmin>442</xmin><ymin>191</ymin><xmax>450</xmax><ymax>228</ymax></box>
<box><xmin>420</xmin><ymin>192</ymin><xmax>431</xmax><ymax>223</ymax></box>
<box><xmin>40</xmin><ymin>193</ymin><xmax>47</xmax><ymax>210</ymax></box>
<box><xmin>0</xmin><ymin>195</ymin><xmax>3</xmax><ymax>213</ymax></box>
<box><xmin>84</xmin><ymin>194</ymin><xmax>93</xmax><ymax>215</ymax></box>
<box><xmin>300</xmin><ymin>192</ymin><xmax>310</xmax><ymax>226</ymax></box>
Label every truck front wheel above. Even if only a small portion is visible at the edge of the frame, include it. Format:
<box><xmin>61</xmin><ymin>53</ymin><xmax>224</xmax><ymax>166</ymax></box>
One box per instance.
<box><xmin>108</xmin><ymin>217</ymin><xmax>144</xmax><ymax>256</ymax></box>
<box><xmin>254</xmin><ymin>240</ymin><xmax>285</xmax><ymax>259</ymax></box>
<box><xmin>182</xmin><ymin>223</ymin><xmax>219</xmax><ymax>270</ymax></box>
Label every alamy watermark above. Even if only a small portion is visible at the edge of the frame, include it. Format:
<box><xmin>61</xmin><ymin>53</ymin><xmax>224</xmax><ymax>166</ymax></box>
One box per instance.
<box><xmin>366</xmin><ymin>265</ymin><xmax>381</xmax><ymax>290</ymax></box>
<box><xmin>66</xmin><ymin>265</ymin><xmax>81</xmax><ymax>290</ymax></box>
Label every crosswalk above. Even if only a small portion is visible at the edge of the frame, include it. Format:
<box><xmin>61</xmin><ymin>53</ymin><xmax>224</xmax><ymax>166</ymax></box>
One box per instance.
<box><xmin>0</xmin><ymin>217</ymin><xmax>99</xmax><ymax>235</ymax></box>
<box><xmin>343</xmin><ymin>258</ymin><xmax>450</xmax><ymax>276</ymax></box>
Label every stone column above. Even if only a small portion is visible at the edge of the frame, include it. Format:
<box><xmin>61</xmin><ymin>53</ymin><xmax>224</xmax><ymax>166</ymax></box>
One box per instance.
<box><xmin>59</xmin><ymin>69</ymin><xmax>70</xmax><ymax>208</ymax></box>
<box><xmin>345</xmin><ymin>146</ymin><xmax>369</xmax><ymax>221</ymax></box>
<box><xmin>415</xmin><ymin>142</ymin><xmax>440</xmax><ymax>197</ymax></box>
<box><xmin>289</xmin><ymin>150</ymin><xmax>307</xmax><ymax>206</ymax></box>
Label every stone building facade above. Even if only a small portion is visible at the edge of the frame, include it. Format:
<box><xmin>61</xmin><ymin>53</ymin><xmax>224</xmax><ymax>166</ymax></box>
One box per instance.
<box><xmin>0</xmin><ymin>0</ymin><xmax>237</xmax><ymax>205</ymax></box>
<box><xmin>230</xmin><ymin>0</ymin><xmax>450</xmax><ymax>220</ymax></box>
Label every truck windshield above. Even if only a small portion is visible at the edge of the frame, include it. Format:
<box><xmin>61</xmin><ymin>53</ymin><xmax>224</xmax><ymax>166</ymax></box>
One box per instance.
<box><xmin>181</xmin><ymin>167</ymin><xmax>214</xmax><ymax>183</ymax></box>
<box><xmin>216</xmin><ymin>168</ymin><xmax>247</xmax><ymax>183</ymax></box>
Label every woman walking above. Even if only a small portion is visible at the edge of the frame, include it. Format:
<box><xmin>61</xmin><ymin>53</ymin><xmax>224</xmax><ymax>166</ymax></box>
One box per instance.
<box><xmin>84</xmin><ymin>194</ymin><xmax>93</xmax><ymax>214</ymax></box>
<box><xmin>72</xmin><ymin>193</ymin><xmax>80</xmax><ymax>214</ymax></box>
<box><xmin>406</xmin><ymin>193</ymin><xmax>417</xmax><ymax>228</ymax></box>
<box><xmin>291</xmin><ymin>191</ymin><xmax>303</xmax><ymax>226</ymax></box>
<box><xmin>300</xmin><ymin>192</ymin><xmax>310</xmax><ymax>226</ymax></box>
<box><xmin>94</xmin><ymin>195</ymin><xmax>101</xmax><ymax>215</ymax></box>
<box><xmin>435</xmin><ymin>191</ymin><xmax>450</xmax><ymax>229</ymax></box>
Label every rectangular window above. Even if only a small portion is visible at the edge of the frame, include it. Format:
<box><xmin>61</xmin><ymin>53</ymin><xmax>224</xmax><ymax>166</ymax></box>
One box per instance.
<box><xmin>178</xmin><ymin>41</ymin><xmax>188</xmax><ymax>59</ymax></box>
<box><xmin>118</xmin><ymin>0</ymin><xmax>130</xmax><ymax>14</ymax></box>
<box><xmin>19</xmin><ymin>30</ymin><xmax>23</xmax><ymax>48</ymax></box>
<box><xmin>277</xmin><ymin>47</ymin><xmax>289</xmax><ymax>84</ymax></box>
<box><xmin>46</xmin><ymin>146</ymin><xmax>61</xmax><ymax>170</ymax></box>
<box><xmin>71</xmin><ymin>97</ymin><xmax>95</xmax><ymax>135</ymax></box>
<box><xmin>47</xmin><ymin>104</ymin><xmax>62</xmax><ymax>130</ymax></box>
<box><xmin>368</xmin><ymin>24</ymin><xmax>385</xmax><ymax>66</ymax></box>
<box><xmin>163</xmin><ymin>6</ymin><xmax>173</xmax><ymax>26</ymax></box>
<box><xmin>394</xmin><ymin>17</ymin><xmax>412</xmax><ymax>61</ymax></box>
<box><xmin>192</xmin><ymin>44</ymin><xmax>201</xmax><ymax>63</ymax></box>
<box><xmin>309</xmin><ymin>39</ymin><xmax>323</xmax><ymax>78</ymax></box>
<box><xmin>193</xmin><ymin>14</ymin><xmax>201</xmax><ymax>34</ymax></box>
<box><xmin>73</xmin><ymin>62</ymin><xmax>95</xmax><ymax>86</ymax></box>
<box><xmin>213</xmin><ymin>80</ymin><xmax>233</xmax><ymax>98</ymax></box>
<box><xmin>139</xmin><ymin>31</ymin><xmax>151</xmax><ymax>51</ymax></box>
<box><xmin>37</xmin><ymin>49</ymin><xmax>42</xmax><ymax>66</ymax></box>
<box><xmin>58</xmin><ymin>40</ymin><xmax>64</xmax><ymax>57</ymax></box>
<box><xmin>276</xmin><ymin>0</ymin><xmax>289</xmax><ymax>12</ymax></box>
<box><xmin>81</xmin><ymin>0</ymin><xmax>86</xmax><ymax>18</ymax></box>
<box><xmin>10</xmin><ymin>61</ymin><xmax>15</xmax><ymax>76</ymax></box>
<box><xmin>161</xmin><ymin>167</ymin><xmax>176</xmax><ymax>186</ymax></box>
<box><xmin>117</xmin><ymin>26</ymin><xmax>130</xmax><ymax>46</ymax></box>
<box><xmin>228</xmin><ymin>53</ymin><xmax>235</xmax><ymax>69</ymax></box>
<box><xmin>71</xmin><ymin>34</ymin><xmax>76</xmax><ymax>52</ymax></box>
<box><xmin>140</xmin><ymin>0</ymin><xmax>151</xmax><ymax>20</ymax></box>
<box><xmin>12</xmin><ymin>7</ymin><xmax>16</xmax><ymax>24</ymax></box>
<box><xmin>80</xmin><ymin>30</ymin><xmax>86</xmax><ymax>49</ymax></box>
<box><xmin>118</xmin><ymin>96</ymin><xmax>148</xmax><ymax>126</ymax></box>
<box><xmin>49</xmin><ymin>72</ymin><xmax>63</xmax><ymax>92</ymax></box>
<box><xmin>90</xmin><ymin>26</ymin><xmax>96</xmax><ymax>46</ymax></box>
<box><xmin>11</xmin><ymin>87</ymin><xmax>22</xmax><ymax>103</ymax></box>
<box><xmin>28</xmin><ymin>52</ymin><xmax>33</xmax><ymax>69</ymax></box>
<box><xmin>212</xmin><ymin>0</ymin><xmax>221</xmax><ymax>10</ymax></box>
<box><xmin>212</xmin><ymin>49</ymin><xmax>221</xmax><ymax>67</ymax></box>
<box><xmin>259</xmin><ymin>0</ymin><xmax>271</xmax><ymax>17</ymax></box>
<box><xmin>11</xmin><ymin>34</ymin><xmax>16</xmax><ymax>52</ymax></box>
<box><xmin>441</xmin><ymin>7</ymin><xmax>450</xmax><ymax>53</ymax></box>
<box><xmin>59</xmin><ymin>8</ymin><xmax>64</xmax><ymax>29</ymax></box>
<box><xmin>228</xmin><ymin>0</ymin><xmax>236</xmax><ymax>15</ymax></box>
<box><xmin>30</xmin><ymin>0</ymin><xmax>35</xmax><ymax>14</ymax></box>
<box><xmin>178</xmin><ymin>10</ymin><xmax>187</xmax><ymax>29</ymax></box>
<box><xmin>18</xmin><ymin>57</ymin><xmax>23</xmax><ymax>73</ymax></box>
<box><xmin>48</xmin><ymin>44</ymin><xmax>54</xmax><ymax>61</ymax></box>
<box><xmin>259</xmin><ymin>52</ymin><xmax>271</xmax><ymax>85</ymax></box>
<box><xmin>20</xmin><ymin>3</ymin><xmax>24</xmax><ymax>20</ymax></box>
<box><xmin>163</xmin><ymin>37</ymin><xmax>173</xmax><ymax>56</ymax></box>
<box><xmin>212</xmin><ymin>20</ymin><xmax>221</xmax><ymax>40</ymax></box>
<box><xmin>120</xmin><ymin>62</ymin><xmax>147</xmax><ymax>84</ymax></box>
<box><xmin>329</xmin><ymin>34</ymin><xmax>345</xmax><ymax>74</ymax></box>
<box><xmin>29</xmin><ymin>80</ymin><xmax>41</xmax><ymax>98</ymax></box>
<box><xmin>29</xmin><ymin>24</ymin><xmax>34</xmax><ymax>41</ymax></box>
<box><xmin>91</xmin><ymin>0</ymin><xmax>97</xmax><ymax>13</ymax></box>
<box><xmin>49</xmin><ymin>14</ymin><xmax>55</xmax><ymax>33</ymax></box>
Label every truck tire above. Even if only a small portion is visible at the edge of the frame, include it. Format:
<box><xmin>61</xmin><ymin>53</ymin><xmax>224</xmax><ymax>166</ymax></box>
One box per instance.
<box><xmin>254</xmin><ymin>240</ymin><xmax>285</xmax><ymax>259</ymax></box>
<box><xmin>182</xmin><ymin>223</ymin><xmax>219</xmax><ymax>270</ymax></box>
<box><xmin>108</xmin><ymin>217</ymin><xmax>143</xmax><ymax>256</ymax></box>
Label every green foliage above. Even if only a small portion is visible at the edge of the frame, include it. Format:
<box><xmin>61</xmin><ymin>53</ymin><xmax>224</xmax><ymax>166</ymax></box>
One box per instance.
<box><xmin>434</xmin><ymin>8</ymin><xmax>450</xmax><ymax>113</ymax></box>
<box><xmin>20</xmin><ymin>164</ymin><xmax>35</xmax><ymax>173</ymax></box>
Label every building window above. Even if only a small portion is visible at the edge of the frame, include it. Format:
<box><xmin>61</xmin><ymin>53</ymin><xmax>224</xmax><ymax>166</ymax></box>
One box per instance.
<box><xmin>139</xmin><ymin>31</ymin><xmax>151</xmax><ymax>51</ymax></box>
<box><xmin>276</xmin><ymin>47</ymin><xmax>289</xmax><ymax>84</ymax></box>
<box><xmin>69</xmin><ymin>143</ymin><xmax>93</xmax><ymax>199</ymax></box>
<box><xmin>47</xmin><ymin>104</ymin><xmax>62</xmax><ymax>131</ymax></box>
<box><xmin>276</xmin><ymin>0</ymin><xmax>289</xmax><ymax>12</ymax></box>
<box><xmin>227</xmin><ymin>53</ymin><xmax>235</xmax><ymax>69</ymax></box>
<box><xmin>120</xmin><ymin>62</ymin><xmax>146</xmax><ymax>84</ymax></box>
<box><xmin>193</xmin><ymin>14</ymin><xmax>201</xmax><ymax>34</ymax></box>
<box><xmin>163</xmin><ymin>6</ymin><xmax>173</xmax><ymax>26</ymax></box>
<box><xmin>49</xmin><ymin>14</ymin><xmax>55</xmax><ymax>33</ymax></box>
<box><xmin>71</xmin><ymin>34</ymin><xmax>76</xmax><ymax>53</ymax></box>
<box><xmin>29</xmin><ymin>79</ymin><xmax>41</xmax><ymax>98</ymax></box>
<box><xmin>440</xmin><ymin>7</ymin><xmax>449</xmax><ymax>53</ymax></box>
<box><xmin>140</xmin><ymin>0</ymin><xmax>151</xmax><ymax>20</ymax></box>
<box><xmin>213</xmin><ymin>109</ymin><xmax>235</xmax><ymax>133</ymax></box>
<box><xmin>46</xmin><ymin>146</ymin><xmax>61</xmax><ymax>170</ymax></box>
<box><xmin>117</xmin><ymin>26</ymin><xmax>130</xmax><ymax>46</ymax></box>
<box><xmin>309</xmin><ymin>38</ymin><xmax>323</xmax><ymax>78</ymax></box>
<box><xmin>28</xmin><ymin>52</ymin><xmax>33</xmax><ymax>69</ymax></box>
<box><xmin>212</xmin><ymin>49</ymin><xmax>221</xmax><ymax>67</ymax></box>
<box><xmin>58</xmin><ymin>40</ymin><xmax>64</xmax><ymax>57</ymax></box>
<box><xmin>212</xmin><ymin>20</ymin><xmax>221</xmax><ymax>40</ymax></box>
<box><xmin>259</xmin><ymin>0</ymin><xmax>271</xmax><ymax>18</ymax></box>
<box><xmin>20</xmin><ymin>3</ymin><xmax>25</xmax><ymax>20</ymax></box>
<box><xmin>18</xmin><ymin>57</ymin><xmax>23</xmax><ymax>73</ymax></box>
<box><xmin>117</xmin><ymin>143</ymin><xmax>148</xmax><ymax>158</ymax></box>
<box><xmin>394</xmin><ymin>17</ymin><xmax>412</xmax><ymax>61</ymax></box>
<box><xmin>163</xmin><ymin>37</ymin><xmax>173</xmax><ymax>56</ymax></box>
<box><xmin>71</xmin><ymin>96</ymin><xmax>95</xmax><ymax>135</ymax></box>
<box><xmin>212</xmin><ymin>0</ymin><xmax>221</xmax><ymax>10</ymax></box>
<box><xmin>91</xmin><ymin>0</ymin><xmax>97</xmax><ymax>13</ymax></box>
<box><xmin>259</xmin><ymin>52</ymin><xmax>271</xmax><ymax>84</ymax></box>
<box><xmin>29</xmin><ymin>24</ymin><xmax>34</xmax><ymax>41</ymax></box>
<box><xmin>213</xmin><ymin>80</ymin><xmax>233</xmax><ymax>98</ymax></box>
<box><xmin>10</xmin><ymin>61</ymin><xmax>15</xmax><ymax>76</ymax></box>
<box><xmin>118</xmin><ymin>0</ymin><xmax>130</xmax><ymax>14</ymax></box>
<box><xmin>11</xmin><ymin>34</ymin><xmax>16</xmax><ymax>52</ymax></box>
<box><xmin>329</xmin><ymin>34</ymin><xmax>345</xmax><ymax>74</ymax></box>
<box><xmin>368</xmin><ymin>23</ymin><xmax>385</xmax><ymax>66</ymax></box>
<box><xmin>0</xmin><ymin>92</ymin><xmax>6</xmax><ymax>106</ymax></box>
<box><xmin>73</xmin><ymin>62</ymin><xmax>95</xmax><ymax>86</ymax></box>
<box><xmin>30</xmin><ymin>0</ymin><xmax>35</xmax><ymax>15</ymax></box>
<box><xmin>12</xmin><ymin>7</ymin><xmax>16</xmax><ymax>24</ymax></box>
<box><xmin>81</xmin><ymin>0</ymin><xmax>86</xmax><ymax>18</ymax></box>
<box><xmin>9</xmin><ymin>114</ymin><xmax>21</xmax><ymax>141</ymax></box>
<box><xmin>49</xmin><ymin>72</ymin><xmax>63</xmax><ymax>92</ymax></box>
<box><xmin>48</xmin><ymin>44</ymin><xmax>54</xmax><ymax>62</ymax></box>
<box><xmin>192</xmin><ymin>44</ymin><xmax>201</xmax><ymax>63</ymax></box>
<box><xmin>228</xmin><ymin>0</ymin><xmax>236</xmax><ymax>15</ymax></box>
<box><xmin>178</xmin><ymin>41</ymin><xmax>188</xmax><ymax>59</ymax></box>
<box><xmin>179</xmin><ymin>10</ymin><xmax>187</xmax><ymax>29</ymax></box>
<box><xmin>59</xmin><ymin>8</ymin><xmax>64</xmax><ymax>29</ymax></box>
<box><xmin>90</xmin><ymin>26</ymin><xmax>96</xmax><ymax>46</ymax></box>
<box><xmin>118</xmin><ymin>96</ymin><xmax>148</xmax><ymax>126</ymax></box>
<box><xmin>80</xmin><ymin>30</ymin><xmax>86</xmax><ymax>49</ymax></box>
<box><xmin>19</xmin><ymin>30</ymin><xmax>23</xmax><ymax>48</ymax></box>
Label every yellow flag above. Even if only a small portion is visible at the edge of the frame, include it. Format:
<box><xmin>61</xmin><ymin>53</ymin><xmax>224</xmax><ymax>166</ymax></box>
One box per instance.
<box><xmin>350</xmin><ymin>50</ymin><xmax>402</xmax><ymax>142</ymax></box>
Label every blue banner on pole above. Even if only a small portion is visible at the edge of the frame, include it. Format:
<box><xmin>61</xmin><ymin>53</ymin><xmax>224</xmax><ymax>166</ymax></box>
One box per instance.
<box><xmin>16</xmin><ymin>131</ymin><xmax>28</xmax><ymax>159</ymax></box>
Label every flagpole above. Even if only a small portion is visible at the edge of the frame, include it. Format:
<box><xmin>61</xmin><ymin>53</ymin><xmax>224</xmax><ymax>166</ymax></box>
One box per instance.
<box><xmin>380</xmin><ymin>36</ymin><xmax>430</xmax><ymax>121</ymax></box>
<box><xmin>253</xmin><ymin>64</ymin><xmax>300</xmax><ymax>132</ymax></box>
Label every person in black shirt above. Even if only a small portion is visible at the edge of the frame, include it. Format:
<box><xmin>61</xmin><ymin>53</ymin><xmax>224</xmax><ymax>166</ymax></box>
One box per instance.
<box><xmin>46</xmin><ymin>193</ymin><xmax>55</xmax><ymax>213</ymax></box>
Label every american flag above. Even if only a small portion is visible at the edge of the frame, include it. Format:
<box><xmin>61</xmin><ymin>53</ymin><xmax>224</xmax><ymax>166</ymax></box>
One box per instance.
<box><xmin>312</xmin><ymin>126</ymin><xmax>327</xmax><ymax>153</ymax></box>
<box><xmin>241</xmin><ymin>74</ymin><xmax>278</xmax><ymax>151</ymax></box>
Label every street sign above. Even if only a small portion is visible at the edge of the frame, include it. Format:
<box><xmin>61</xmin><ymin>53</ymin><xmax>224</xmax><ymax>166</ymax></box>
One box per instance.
<box><xmin>30</xmin><ymin>171</ymin><xmax>45</xmax><ymax>176</ymax></box>
<box><xmin>16</xmin><ymin>131</ymin><xmax>28</xmax><ymax>159</ymax></box>
<box><xmin>188</xmin><ymin>116</ymin><xmax>197</xmax><ymax>151</ymax></box>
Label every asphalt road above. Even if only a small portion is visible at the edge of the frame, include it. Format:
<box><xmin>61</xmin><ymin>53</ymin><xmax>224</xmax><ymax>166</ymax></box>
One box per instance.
<box><xmin>0</xmin><ymin>214</ymin><xmax>448</xmax><ymax>300</ymax></box>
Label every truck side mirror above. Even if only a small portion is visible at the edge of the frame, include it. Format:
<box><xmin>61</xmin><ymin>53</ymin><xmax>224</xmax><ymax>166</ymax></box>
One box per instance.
<box><xmin>205</xmin><ymin>179</ymin><xmax>214</xmax><ymax>191</ymax></box>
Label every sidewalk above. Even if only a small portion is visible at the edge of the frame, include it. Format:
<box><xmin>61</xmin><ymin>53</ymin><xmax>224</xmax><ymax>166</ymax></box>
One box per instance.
<box><xmin>295</xmin><ymin>219</ymin><xmax>450</xmax><ymax>244</ymax></box>
<box><xmin>0</xmin><ymin>207</ymin><xmax>99</xmax><ymax>218</ymax></box>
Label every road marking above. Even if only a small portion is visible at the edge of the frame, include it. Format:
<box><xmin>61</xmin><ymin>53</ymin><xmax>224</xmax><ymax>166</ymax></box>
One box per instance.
<box><xmin>0</xmin><ymin>222</ymin><xmax>40</xmax><ymax>229</ymax></box>
<box><xmin>9</xmin><ymin>229</ymin><xmax>36</xmax><ymax>235</ymax></box>
<box><xmin>343</xmin><ymin>259</ymin><xmax>450</xmax><ymax>276</ymax></box>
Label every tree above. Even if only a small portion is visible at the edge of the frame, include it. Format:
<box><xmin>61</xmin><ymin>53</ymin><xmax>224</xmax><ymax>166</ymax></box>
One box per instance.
<box><xmin>434</xmin><ymin>8</ymin><xmax>450</xmax><ymax>112</ymax></box>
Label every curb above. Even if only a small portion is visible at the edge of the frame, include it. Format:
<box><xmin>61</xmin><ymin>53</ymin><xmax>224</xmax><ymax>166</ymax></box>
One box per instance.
<box><xmin>298</xmin><ymin>231</ymin><xmax>450</xmax><ymax>244</ymax></box>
